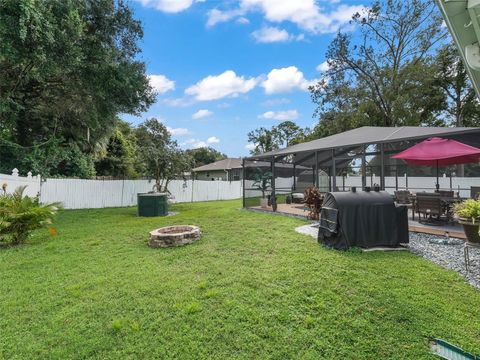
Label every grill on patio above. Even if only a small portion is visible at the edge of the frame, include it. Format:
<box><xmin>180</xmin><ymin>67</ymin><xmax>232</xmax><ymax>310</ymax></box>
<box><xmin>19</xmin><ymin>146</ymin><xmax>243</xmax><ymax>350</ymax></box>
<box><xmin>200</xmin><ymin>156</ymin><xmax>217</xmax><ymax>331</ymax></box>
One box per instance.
<box><xmin>318</xmin><ymin>190</ymin><xmax>409</xmax><ymax>250</ymax></box>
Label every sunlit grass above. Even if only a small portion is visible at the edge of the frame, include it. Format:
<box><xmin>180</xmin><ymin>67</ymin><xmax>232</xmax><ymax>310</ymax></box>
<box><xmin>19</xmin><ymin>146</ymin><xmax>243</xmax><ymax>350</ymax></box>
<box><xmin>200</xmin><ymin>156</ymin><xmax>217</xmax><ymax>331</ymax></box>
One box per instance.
<box><xmin>1</xmin><ymin>200</ymin><xmax>479</xmax><ymax>359</ymax></box>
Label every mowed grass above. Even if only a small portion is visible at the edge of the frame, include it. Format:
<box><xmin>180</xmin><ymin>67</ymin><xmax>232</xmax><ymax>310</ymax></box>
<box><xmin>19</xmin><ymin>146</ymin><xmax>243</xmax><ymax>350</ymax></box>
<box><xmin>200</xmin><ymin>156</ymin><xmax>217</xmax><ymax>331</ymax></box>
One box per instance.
<box><xmin>1</xmin><ymin>200</ymin><xmax>480</xmax><ymax>359</ymax></box>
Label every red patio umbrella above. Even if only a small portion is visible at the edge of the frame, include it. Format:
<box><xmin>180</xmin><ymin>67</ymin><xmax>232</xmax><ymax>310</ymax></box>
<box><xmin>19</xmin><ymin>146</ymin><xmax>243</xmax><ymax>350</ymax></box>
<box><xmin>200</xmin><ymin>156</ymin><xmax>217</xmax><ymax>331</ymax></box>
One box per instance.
<box><xmin>391</xmin><ymin>137</ymin><xmax>480</xmax><ymax>190</ymax></box>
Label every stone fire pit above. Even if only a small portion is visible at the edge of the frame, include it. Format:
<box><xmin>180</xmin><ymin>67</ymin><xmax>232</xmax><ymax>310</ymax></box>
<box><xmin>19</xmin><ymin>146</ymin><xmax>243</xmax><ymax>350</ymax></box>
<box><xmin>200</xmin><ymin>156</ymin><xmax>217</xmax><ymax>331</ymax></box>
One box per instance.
<box><xmin>149</xmin><ymin>225</ymin><xmax>201</xmax><ymax>248</ymax></box>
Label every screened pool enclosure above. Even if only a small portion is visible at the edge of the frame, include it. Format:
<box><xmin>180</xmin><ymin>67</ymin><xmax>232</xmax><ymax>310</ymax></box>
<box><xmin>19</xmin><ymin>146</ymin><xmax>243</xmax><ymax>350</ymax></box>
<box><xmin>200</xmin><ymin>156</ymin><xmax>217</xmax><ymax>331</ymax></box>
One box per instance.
<box><xmin>242</xmin><ymin>126</ymin><xmax>480</xmax><ymax>213</ymax></box>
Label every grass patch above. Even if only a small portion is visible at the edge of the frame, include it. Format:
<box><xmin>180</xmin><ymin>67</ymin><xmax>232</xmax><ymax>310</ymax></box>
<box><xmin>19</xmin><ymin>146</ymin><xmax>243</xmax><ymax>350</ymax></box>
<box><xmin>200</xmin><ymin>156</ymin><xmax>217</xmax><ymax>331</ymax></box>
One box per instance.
<box><xmin>1</xmin><ymin>200</ymin><xmax>480</xmax><ymax>359</ymax></box>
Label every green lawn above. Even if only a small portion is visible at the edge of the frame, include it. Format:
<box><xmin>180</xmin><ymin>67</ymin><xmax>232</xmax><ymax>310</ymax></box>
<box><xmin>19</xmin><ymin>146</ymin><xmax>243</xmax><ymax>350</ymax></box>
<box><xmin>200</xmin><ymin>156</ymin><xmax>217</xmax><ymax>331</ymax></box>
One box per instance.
<box><xmin>1</xmin><ymin>200</ymin><xmax>480</xmax><ymax>359</ymax></box>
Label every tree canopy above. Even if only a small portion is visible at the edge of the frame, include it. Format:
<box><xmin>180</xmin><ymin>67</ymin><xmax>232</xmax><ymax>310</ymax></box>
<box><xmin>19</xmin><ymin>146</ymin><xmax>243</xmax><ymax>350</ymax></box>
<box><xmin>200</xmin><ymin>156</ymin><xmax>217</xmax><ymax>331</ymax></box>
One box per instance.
<box><xmin>0</xmin><ymin>0</ymin><xmax>154</xmax><ymax>176</ymax></box>
<box><xmin>135</xmin><ymin>118</ymin><xmax>193</xmax><ymax>193</ymax></box>
<box><xmin>247</xmin><ymin>121</ymin><xmax>307</xmax><ymax>155</ymax></box>
<box><xmin>186</xmin><ymin>147</ymin><xmax>227</xmax><ymax>168</ymax></box>
<box><xmin>309</xmin><ymin>0</ymin><xmax>448</xmax><ymax>138</ymax></box>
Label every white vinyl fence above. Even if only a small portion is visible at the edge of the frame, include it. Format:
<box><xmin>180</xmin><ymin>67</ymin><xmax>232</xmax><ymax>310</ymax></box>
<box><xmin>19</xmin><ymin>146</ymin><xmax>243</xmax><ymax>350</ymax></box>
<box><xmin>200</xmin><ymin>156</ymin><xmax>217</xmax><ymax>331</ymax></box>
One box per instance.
<box><xmin>0</xmin><ymin>169</ymin><xmax>41</xmax><ymax>197</ymax></box>
<box><xmin>3</xmin><ymin>169</ymin><xmax>480</xmax><ymax>210</ymax></box>
<box><xmin>335</xmin><ymin>175</ymin><xmax>480</xmax><ymax>198</ymax></box>
<box><xmin>0</xmin><ymin>171</ymin><xmax>243</xmax><ymax>209</ymax></box>
<box><xmin>38</xmin><ymin>179</ymin><xmax>243</xmax><ymax>209</ymax></box>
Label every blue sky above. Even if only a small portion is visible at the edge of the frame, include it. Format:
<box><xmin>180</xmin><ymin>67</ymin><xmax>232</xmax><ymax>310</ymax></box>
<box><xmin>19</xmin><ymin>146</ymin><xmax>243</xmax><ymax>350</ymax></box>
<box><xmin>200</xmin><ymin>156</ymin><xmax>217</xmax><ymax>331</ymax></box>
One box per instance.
<box><xmin>124</xmin><ymin>0</ymin><xmax>365</xmax><ymax>156</ymax></box>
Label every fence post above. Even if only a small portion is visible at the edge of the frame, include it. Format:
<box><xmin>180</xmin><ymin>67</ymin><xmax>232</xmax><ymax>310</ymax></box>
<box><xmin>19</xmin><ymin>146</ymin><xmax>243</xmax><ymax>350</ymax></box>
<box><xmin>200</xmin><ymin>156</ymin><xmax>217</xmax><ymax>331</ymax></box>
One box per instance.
<box><xmin>191</xmin><ymin>179</ymin><xmax>194</xmax><ymax>202</ymax></box>
<box><xmin>121</xmin><ymin>175</ymin><xmax>125</xmax><ymax>207</ymax></box>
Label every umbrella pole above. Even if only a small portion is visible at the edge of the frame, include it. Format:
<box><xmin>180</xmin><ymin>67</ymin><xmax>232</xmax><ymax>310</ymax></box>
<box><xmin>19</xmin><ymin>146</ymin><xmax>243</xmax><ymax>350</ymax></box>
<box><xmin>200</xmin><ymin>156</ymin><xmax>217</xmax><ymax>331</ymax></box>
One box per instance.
<box><xmin>436</xmin><ymin>160</ymin><xmax>439</xmax><ymax>191</ymax></box>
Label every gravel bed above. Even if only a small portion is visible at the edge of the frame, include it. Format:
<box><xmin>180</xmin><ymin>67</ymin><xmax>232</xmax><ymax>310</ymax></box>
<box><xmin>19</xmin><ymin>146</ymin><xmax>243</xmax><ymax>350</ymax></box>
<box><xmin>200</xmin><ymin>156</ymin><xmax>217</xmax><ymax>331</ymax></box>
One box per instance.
<box><xmin>295</xmin><ymin>224</ymin><xmax>480</xmax><ymax>290</ymax></box>
<box><xmin>409</xmin><ymin>232</ymin><xmax>480</xmax><ymax>289</ymax></box>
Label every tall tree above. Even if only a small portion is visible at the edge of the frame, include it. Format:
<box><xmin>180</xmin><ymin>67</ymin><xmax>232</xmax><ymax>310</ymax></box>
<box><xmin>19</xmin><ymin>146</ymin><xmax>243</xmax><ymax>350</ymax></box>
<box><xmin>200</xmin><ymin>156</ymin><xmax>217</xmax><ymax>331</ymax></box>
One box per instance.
<box><xmin>274</xmin><ymin>121</ymin><xmax>304</xmax><ymax>148</ymax></box>
<box><xmin>0</xmin><ymin>0</ymin><xmax>154</xmax><ymax>176</ymax></box>
<box><xmin>247</xmin><ymin>127</ymin><xmax>277</xmax><ymax>155</ymax></box>
<box><xmin>135</xmin><ymin>119</ymin><xmax>193</xmax><ymax>193</ymax></box>
<box><xmin>434</xmin><ymin>43</ymin><xmax>480</xmax><ymax>176</ymax></box>
<box><xmin>310</xmin><ymin>0</ymin><xmax>447</xmax><ymax>136</ymax></box>
<box><xmin>247</xmin><ymin>122</ymin><xmax>308</xmax><ymax>154</ymax></box>
<box><xmin>186</xmin><ymin>147</ymin><xmax>227</xmax><ymax>167</ymax></box>
<box><xmin>94</xmin><ymin>120</ymin><xmax>139</xmax><ymax>178</ymax></box>
<box><xmin>434</xmin><ymin>43</ymin><xmax>480</xmax><ymax>127</ymax></box>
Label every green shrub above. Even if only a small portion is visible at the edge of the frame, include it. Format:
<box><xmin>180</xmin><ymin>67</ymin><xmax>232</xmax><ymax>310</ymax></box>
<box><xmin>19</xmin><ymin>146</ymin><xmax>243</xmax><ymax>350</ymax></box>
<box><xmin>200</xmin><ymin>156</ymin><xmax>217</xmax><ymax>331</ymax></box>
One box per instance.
<box><xmin>454</xmin><ymin>199</ymin><xmax>480</xmax><ymax>222</ymax></box>
<box><xmin>0</xmin><ymin>186</ymin><xmax>60</xmax><ymax>246</ymax></box>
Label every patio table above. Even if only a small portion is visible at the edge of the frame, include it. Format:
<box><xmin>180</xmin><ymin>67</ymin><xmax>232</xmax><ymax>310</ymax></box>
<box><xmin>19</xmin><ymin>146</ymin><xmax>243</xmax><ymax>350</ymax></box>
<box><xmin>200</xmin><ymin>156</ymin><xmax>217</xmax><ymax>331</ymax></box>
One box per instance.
<box><xmin>409</xmin><ymin>194</ymin><xmax>464</xmax><ymax>223</ymax></box>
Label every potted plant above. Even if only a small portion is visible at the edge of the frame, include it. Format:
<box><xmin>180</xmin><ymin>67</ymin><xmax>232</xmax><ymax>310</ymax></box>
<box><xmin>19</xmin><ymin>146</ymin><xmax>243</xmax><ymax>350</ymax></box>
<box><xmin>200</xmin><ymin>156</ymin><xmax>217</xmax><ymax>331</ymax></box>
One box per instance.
<box><xmin>304</xmin><ymin>186</ymin><xmax>322</xmax><ymax>220</ymax></box>
<box><xmin>454</xmin><ymin>199</ymin><xmax>480</xmax><ymax>244</ymax></box>
<box><xmin>252</xmin><ymin>169</ymin><xmax>272</xmax><ymax>208</ymax></box>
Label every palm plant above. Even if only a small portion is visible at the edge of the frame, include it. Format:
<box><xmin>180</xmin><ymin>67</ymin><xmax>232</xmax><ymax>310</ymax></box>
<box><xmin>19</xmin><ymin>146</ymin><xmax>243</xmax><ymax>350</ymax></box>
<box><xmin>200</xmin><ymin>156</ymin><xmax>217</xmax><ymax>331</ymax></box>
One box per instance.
<box><xmin>0</xmin><ymin>186</ymin><xmax>60</xmax><ymax>245</ymax></box>
<box><xmin>251</xmin><ymin>169</ymin><xmax>272</xmax><ymax>198</ymax></box>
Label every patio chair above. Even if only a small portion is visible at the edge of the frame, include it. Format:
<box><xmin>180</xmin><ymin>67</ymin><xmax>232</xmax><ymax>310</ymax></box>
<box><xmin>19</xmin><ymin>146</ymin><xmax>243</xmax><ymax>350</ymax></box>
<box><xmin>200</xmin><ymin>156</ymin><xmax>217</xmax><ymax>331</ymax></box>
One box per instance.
<box><xmin>415</xmin><ymin>193</ymin><xmax>445</xmax><ymax>225</ymax></box>
<box><xmin>437</xmin><ymin>190</ymin><xmax>454</xmax><ymax>198</ymax></box>
<box><xmin>471</xmin><ymin>186</ymin><xmax>480</xmax><ymax>199</ymax></box>
<box><xmin>394</xmin><ymin>190</ymin><xmax>411</xmax><ymax>204</ymax></box>
<box><xmin>394</xmin><ymin>190</ymin><xmax>413</xmax><ymax>220</ymax></box>
<box><xmin>291</xmin><ymin>192</ymin><xmax>304</xmax><ymax>204</ymax></box>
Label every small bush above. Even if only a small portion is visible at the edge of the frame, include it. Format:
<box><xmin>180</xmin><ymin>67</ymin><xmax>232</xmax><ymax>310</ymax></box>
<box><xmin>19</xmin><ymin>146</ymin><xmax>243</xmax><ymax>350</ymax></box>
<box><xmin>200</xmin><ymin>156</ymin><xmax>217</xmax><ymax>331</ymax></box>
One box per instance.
<box><xmin>0</xmin><ymin>186</ymin><xmax>60</xmax><ymax>246</ymax></box>
<box><xmin>304</xmin><ymin>187</ymin><xmax>322</xmax><ymax>220</ymax></box>
<box><xmin>454</xmin><ymin>199</ymin><xmax>480</xmax><ymax>222</ymax></box>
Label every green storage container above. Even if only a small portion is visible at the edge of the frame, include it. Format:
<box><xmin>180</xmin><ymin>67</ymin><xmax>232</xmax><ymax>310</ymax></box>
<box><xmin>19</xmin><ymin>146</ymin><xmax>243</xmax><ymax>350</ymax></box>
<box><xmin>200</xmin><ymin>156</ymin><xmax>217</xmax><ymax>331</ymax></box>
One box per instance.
<box><xmin>137</xmin><ymin>193</ymin><xmax>168</xmax><ymax>217</ymax></box>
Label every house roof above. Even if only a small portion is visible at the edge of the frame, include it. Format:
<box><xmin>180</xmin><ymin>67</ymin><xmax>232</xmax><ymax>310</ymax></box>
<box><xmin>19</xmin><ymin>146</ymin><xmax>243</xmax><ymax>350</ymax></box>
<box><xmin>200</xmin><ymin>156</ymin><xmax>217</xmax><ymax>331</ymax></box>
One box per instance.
<box><xmin>192</xmin><ymin>158</ymin><xmax>242</xmax><ymax>172</ymax></box>
<box><xmin>247</xmin><ymin>126</ymin><xmax>480</xmax><ymax>161</ymax></box>
<box><xmin>435</xmin><ymin>0</ymin><xmax>480</xmax><ymax>99</ymax></box>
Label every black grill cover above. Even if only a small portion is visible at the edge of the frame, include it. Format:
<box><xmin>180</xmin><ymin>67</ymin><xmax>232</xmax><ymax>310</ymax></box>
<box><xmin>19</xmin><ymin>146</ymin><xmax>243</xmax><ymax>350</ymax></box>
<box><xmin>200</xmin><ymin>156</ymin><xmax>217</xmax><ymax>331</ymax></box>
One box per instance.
<box><xmin>318</xmin><ymin>191</ymin><xmax>409</xmax><ymax>250</ymax></box>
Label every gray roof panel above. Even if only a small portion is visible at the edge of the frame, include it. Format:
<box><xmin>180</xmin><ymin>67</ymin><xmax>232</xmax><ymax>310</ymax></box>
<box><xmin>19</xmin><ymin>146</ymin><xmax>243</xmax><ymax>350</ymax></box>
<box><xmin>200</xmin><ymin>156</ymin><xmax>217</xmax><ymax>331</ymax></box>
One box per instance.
<box><xmin>247</xmin><ymin>126</ymin><xmax>480</xmax><ymax>160</ymax></box>
<box><xmin>192</xmin><ymin>158</ymin><xmax>242</xmax><ymax>172</ymax></box>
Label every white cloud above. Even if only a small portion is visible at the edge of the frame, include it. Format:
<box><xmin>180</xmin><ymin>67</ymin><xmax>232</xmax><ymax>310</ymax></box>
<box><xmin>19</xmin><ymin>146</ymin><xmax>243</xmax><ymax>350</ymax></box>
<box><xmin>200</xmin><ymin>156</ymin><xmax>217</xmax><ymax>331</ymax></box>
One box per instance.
<box><xmin>148</xmin><ymin>74</ymin><xmax>175</xmax><ymax>94</ymax></box>
<box><xmin>185</xmin><ymin>70</ymin><xmax>258</xmax><ymax>101</ymax></box>
<box><xmin>135</xmin><ymin>0</ymin><xmax>198</xmax><ymax>13</ymax></box>
<box><xmin>161</xmin><ymin>97</ymin><xmax>195</xmax><ymax>107</ymax></box>
<box><xmin>182</xmin><ymin>137</ymin><xmax>219</xmax><ymax>149</ymax></box>
<box><xmin>245</xmin><ymin>143</ymin><xmax>256</xmax><ymax>151</ymax></box>
<box><xmin>252</xmin><ymin>26</ymin><xmax>291</xmax><ymax>43</ymax></box>
<box><xmin>166</xmin><ymin>127</ymin><xmax>190</xmax><ymax>136</ymax></box>
<box><xmin>207</xmin><ymin>8</ymin><xmax>245</xmax><ymax>27</ymax></box>
<box><xmin>259</xmin><ymin>110</ymin><xmax>299</xmax><ymax>121</ymax></box>
<box><xmin>207</xmin><ymin>1</ymin><xmax>364</xmax><ymax>34</ymax></box>
<box><xmin>316</xmin><ymin>61</ymin><xmax>330</xmax><ymax>72</ymax></box>
<box><xmin>207</xmin><ymin>136</ymin><xmax>220</xmax><ymax>144</ymax></box>
<box><xmin>261</xmin><ymin>66</ymin><xmax>315</xmax><ymax>94</ymax></box>
<box><xmin>237</xmin><ymin>17</ymin><xmax>250</xmax><ymax>25</ymax></box>
<box><xmin>191</xmin><ymin>141</ymin><xmax>207</xmax><ymax>148</ymax></box>
<box><xmin>192</xmin><ymin>109</ymin><xmax>213</xmax><ymax>119</ymax></box>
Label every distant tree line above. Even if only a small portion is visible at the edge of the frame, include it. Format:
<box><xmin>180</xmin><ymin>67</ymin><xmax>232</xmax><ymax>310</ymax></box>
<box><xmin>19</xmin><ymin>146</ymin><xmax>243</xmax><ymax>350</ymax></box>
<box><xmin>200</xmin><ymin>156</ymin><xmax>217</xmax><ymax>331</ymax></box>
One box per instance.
<box><xmin>247</xmin><ymin>0</ymin><xmax>480</xmax><ymax>155</ymax></box>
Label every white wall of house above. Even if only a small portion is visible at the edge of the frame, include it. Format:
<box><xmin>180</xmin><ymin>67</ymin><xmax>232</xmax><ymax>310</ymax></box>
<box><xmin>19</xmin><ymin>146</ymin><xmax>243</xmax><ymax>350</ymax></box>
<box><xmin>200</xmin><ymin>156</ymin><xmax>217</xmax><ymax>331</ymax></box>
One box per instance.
<box><xmin>194</xmin><ymin>169</ymin><xmax>242</xmax><ymax>181</ymax></box>
<box><xmin>195</xmin><ymin>170</ymin><xmax>229</xmax><ymax>181</ymax></box>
